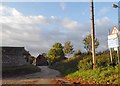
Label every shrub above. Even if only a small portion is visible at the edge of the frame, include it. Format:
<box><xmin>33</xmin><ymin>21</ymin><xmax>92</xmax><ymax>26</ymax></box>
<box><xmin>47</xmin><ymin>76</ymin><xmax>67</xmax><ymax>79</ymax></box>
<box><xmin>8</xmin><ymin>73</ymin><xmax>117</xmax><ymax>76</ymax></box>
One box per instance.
<box><xmin>49</xmin><ymin>56</ymin><xmax>82</xmax><ymax>75</ymax></box>
<box><xmin>77</xmin><ymin>56</ymin><xmax>92</xmax><ymax>70</ymax></box>
<box><xmin>96</xmin><ymin>54</ymin><xmax>110</xmax><ymax>67</ymax></box>
<box><xmin>96</xmin><ymin>52</ymin><xmax>118</xmax><ymax>68</ymax></box>
<box><xmin>73</xmin><ymin>50</ymin><xmax>81</xmax><ymax>57</ymax></box>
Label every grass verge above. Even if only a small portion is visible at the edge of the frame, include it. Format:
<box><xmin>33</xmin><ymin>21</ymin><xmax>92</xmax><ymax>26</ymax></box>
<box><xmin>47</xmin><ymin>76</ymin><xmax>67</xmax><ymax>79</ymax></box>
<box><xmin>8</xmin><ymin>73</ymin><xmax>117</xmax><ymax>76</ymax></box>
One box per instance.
<box><xmin>49</xmin><ymin>55</ymin><xmax>82</xmax><ymax>75</ymax></box>
<box><xmin>67</xmin><ymin>65</ymin><xmax>119</xmax><ymax>84</ymax></box>
<box><xmin>50</xmin><ymin>52</ymin><xmax>119</xmax><ymax>84</ymax></box>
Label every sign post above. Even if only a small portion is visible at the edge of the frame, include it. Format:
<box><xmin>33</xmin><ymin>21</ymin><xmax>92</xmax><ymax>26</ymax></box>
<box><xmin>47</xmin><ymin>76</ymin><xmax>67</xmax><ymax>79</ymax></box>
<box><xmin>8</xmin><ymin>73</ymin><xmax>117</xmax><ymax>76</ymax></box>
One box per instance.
<box><xmin>109</xmin><ymin>48</ymin><xmax>113</xmax><ymax>63</ymax></box>
<box><xmin>108</xmin><ymin>26</ymin><xmax>120</xmax><ymax>64</ymax></box>
<box><xmin>117</xmin><ymin>48</ymin><xmax>119</xmax><ymax>63</ymax></box>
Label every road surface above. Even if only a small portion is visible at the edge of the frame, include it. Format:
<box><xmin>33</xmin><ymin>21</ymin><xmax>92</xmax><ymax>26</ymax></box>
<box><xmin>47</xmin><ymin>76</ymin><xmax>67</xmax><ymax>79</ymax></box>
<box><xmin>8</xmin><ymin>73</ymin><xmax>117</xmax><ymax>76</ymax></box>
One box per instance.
<box><xmin>2</xmin><ymin>66</ymin><xmax>68</xmax><ymax>84</ymax></box>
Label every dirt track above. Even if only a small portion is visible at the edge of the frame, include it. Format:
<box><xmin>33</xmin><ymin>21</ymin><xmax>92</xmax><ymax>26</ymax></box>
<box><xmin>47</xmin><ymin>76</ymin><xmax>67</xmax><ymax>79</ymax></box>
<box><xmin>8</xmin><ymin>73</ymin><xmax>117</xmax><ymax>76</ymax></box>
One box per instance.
<box><xmin>2</xmin><ymin>66</ymin><xmax>63</xmax><ymax>84</ymax></box>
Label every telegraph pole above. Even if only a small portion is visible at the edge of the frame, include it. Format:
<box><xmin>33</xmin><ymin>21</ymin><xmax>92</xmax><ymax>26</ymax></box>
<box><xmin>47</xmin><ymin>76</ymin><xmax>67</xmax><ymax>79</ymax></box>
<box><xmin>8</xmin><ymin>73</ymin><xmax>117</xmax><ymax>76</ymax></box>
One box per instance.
<box><xmin>90</xmin><ymin>0</ymin><xmax>96</xmax><ymax>69</ymax></box>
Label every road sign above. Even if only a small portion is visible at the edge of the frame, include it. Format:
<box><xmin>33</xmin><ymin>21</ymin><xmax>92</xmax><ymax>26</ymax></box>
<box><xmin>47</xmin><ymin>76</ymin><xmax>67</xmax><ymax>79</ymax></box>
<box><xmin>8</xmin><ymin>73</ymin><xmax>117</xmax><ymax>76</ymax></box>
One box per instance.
<box><xmin>108</xmin><ymin>34</ymin><xmax>119</xmax><ymax>48</ymax></box>
<box><xmin>108</xmin><ymin>26</ymin><xmax>120</xmax><ymax>64</ymax></box>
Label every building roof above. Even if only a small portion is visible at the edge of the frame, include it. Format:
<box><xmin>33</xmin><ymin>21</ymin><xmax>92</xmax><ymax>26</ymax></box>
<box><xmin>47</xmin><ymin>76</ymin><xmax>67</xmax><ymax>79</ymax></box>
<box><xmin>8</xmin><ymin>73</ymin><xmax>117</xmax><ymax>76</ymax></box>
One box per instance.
<box><xmin>37</xmin><ymin>54</ymin><xmax>47</xmax><ymax>59</ymax></box>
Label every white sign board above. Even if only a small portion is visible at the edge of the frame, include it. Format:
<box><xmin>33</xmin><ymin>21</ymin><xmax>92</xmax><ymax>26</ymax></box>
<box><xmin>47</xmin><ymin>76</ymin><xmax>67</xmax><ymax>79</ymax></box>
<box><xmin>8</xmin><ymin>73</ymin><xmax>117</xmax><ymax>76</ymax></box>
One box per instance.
<box><xmin>108</xmin><ymin>34</ymin><xmax>119</xmax><ymax>48</ymax></box>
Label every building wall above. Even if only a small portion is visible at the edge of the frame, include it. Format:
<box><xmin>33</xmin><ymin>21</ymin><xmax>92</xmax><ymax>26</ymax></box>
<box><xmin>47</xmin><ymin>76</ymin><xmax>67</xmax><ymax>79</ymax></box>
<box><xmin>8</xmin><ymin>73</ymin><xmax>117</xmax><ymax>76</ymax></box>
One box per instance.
<box><xmin>2</xmin><ymin>47</ymin><xmax>28</xmax><ymax>67</ymax></box>
<box><xmin>36</xmin><ymin>55</ymin><xmax>48</xmax><ymax>66</ymax></box>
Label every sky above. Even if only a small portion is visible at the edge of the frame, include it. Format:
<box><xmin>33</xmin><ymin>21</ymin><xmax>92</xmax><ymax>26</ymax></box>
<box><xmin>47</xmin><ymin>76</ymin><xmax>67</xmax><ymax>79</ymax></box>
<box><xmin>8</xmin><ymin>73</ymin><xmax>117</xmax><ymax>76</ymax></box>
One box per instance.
<box><xmin>0</xmin><ymin>1</ymin><xmax>119</xmax><ymax>57</ymax></box>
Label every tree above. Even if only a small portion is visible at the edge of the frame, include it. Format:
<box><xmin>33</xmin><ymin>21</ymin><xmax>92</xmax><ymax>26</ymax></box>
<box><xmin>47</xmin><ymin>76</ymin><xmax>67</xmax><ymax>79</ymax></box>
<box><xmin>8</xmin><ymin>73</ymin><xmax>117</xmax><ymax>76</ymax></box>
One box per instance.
<box><xmin>63</xmin><ymin>41</ymin><xmax>74</xmax><ymax>57</ymax></box>
<box><xmin>83</xmin><ymin>34</ymin><xmax>99</xmax><ymax>53</ymax></box>
<box><xmin>73</xmin><ymin>50</ymin><xmax>81</xmax><ymax>57</ymax></box>
<box><xmin>47</xmin><ymin>42</ymin><xmax>65</xmax><ymax>64</ymax></box>
<box><xmin>42</xmin><ymin>53</ymin><xmax>47</xmax><ymax>58</ymax></box>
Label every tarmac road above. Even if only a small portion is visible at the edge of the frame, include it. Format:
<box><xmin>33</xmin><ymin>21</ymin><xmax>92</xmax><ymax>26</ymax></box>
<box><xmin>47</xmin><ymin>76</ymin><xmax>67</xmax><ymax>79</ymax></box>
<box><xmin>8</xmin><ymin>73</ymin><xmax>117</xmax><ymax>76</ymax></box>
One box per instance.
<box><xmin>2</xmin><ymin>66</ymin><xmax>62</xmax><ymax>84</ymax></box>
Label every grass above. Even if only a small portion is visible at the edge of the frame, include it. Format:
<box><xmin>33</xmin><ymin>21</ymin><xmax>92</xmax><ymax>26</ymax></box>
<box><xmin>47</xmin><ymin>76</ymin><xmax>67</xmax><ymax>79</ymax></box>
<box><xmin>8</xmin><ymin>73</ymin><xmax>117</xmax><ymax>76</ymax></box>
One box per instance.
<box><xmin>67</xmin><ymin>65</ymin><xmax>119</xmax><ymax>84</ymax></box>
<box><xmin>49</xmin><ymin>55</ymin><xmax>82</xmax><ymax>75</ymax></box>
<box><xmin>50</xmin><ymin>51</ymin><xmax>119</xmax><ymax>84</ymax></box>
<box><xmin>2</xmin><ymin>64</ymin><xmax>41</xmax><ymax>78</ymax></box>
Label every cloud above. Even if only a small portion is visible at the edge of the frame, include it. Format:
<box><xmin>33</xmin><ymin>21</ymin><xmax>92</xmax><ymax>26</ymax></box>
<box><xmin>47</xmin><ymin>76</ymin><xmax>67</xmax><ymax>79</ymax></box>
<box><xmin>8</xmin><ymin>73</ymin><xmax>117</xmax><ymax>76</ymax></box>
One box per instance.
<box><xmin>60</xmin><ymin>2</ymin><xmax>66</xmax><ymax>11</ymax></box>
<box><xmin>98</xmin><ymin>7</ymin><xmax>110</xmax><ymax>15</ymax></box>
<box><xmin>1</xmin><ymin>4</ymin><xmax>114</xmax><ymax>57</ymax></box>
<box><xmin>61</xmin><ymin>18</ymin><xmax>79</xmax><ymax>30</ymax></box>
<box><xmin>82</xmin><ymin>9</ymin><xmax>89</xmax><ymax>15</ymax></box>
<box><xmin>95</xmin><ymin>17</ymin><xmax>114</xmax><ymax>51</ymax></box>
<box><xmin>0</xmin><ymin>4</ymin><xmax>22</xmax><ymax>16</ymax></box>
<box><xmin>1</xmin><ymin>5</ymin><xmax>84</xmax><ymax>56</ymax></box>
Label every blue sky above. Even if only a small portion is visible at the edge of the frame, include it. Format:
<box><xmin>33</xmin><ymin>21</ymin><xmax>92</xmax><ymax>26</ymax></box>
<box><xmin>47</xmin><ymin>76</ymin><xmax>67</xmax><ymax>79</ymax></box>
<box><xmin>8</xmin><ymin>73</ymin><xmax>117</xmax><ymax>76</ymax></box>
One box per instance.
<box><xmin>1</xmin><ymin>2</ymin><xmax>119</xmax><ymax>56</ymax></box>
<box><xmin>4</xmin><ymin>2</ymin><xmax>118</xmax><ymax>23</ymax></box>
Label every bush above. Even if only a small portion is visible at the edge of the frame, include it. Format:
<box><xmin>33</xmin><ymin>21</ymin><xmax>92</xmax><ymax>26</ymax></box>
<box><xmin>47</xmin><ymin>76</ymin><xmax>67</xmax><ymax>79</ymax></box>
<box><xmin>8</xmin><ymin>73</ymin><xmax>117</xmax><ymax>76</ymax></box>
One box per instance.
<box><xmin>96</xmin><ymin>52</ymin><xmax>118</xmax><ymax>68</ymax></box>
<box><xmin>96</xmin><ymin>54</ymin><xmax>110</xmax><ymax>67</ymax></box>
<box><xmin>50</xmin><ymin>50</ymin><xmax>119</xmax><ymax>84</ymax></box>
<box><xmin>49</xmin><ymin>56</ymin><xmax>82</xmax><ymax>75</ymax></box>
<box><xmin>77</xmin><ymin>56</ymin><xmax>92</xmax><ymax>70</ymax></box>
<box><xmin>73</xmin><ymin>50</ymin><xmax>81</xmax><ymax>57</ymax></box>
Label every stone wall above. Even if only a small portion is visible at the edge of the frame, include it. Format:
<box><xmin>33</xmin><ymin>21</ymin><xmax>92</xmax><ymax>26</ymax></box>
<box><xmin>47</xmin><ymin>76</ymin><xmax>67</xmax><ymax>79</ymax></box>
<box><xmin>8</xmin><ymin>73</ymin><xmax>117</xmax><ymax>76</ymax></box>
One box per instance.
<box><xmin>1</xmin><ymin>47</ymin><xmax>29</xmax><ymax>67</ymax></box>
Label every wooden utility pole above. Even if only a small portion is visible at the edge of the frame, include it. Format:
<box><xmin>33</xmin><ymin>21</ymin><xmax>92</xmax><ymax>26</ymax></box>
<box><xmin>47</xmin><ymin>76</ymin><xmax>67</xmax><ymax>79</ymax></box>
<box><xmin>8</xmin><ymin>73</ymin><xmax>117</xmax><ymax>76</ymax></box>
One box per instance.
<box><xmin>90</xmin><ymin>0</ymin><xmax>96</xmax><ymax>69</ymax></box>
